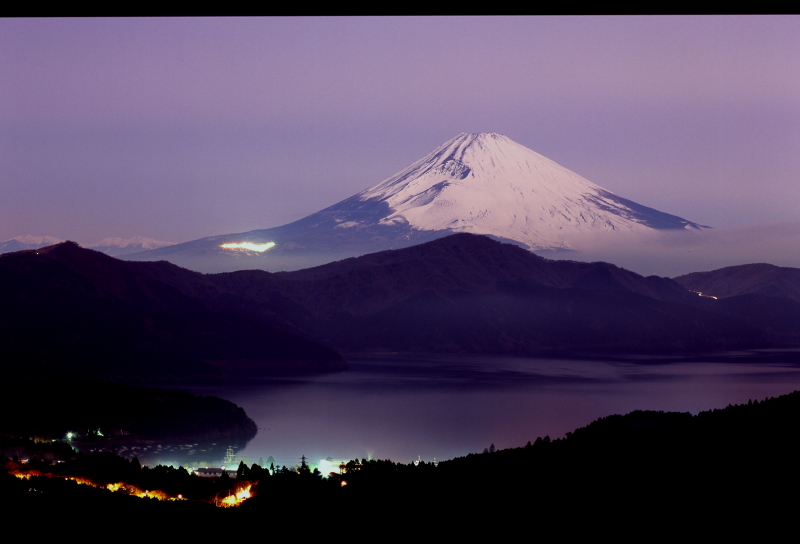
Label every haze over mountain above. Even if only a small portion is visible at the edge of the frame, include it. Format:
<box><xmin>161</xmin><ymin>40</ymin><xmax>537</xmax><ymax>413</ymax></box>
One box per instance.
<box><xmin>0</xmin><ymin>235</ymin><xmax>65</xmax><ymax>254</ymax></box>
<box><xmin>0</xmin><ymin>236</ymin><xmax>175</xmax><ymax>257</ymax></box>
<box><xmin>86</xmin><ymin>236</ymin><xmax>175</xmax><ymax>256</ymax></box>
<box><xmin>126</xmin><ymin>133</ymin><xmax>706</xmax><ymax>273</ymax></box>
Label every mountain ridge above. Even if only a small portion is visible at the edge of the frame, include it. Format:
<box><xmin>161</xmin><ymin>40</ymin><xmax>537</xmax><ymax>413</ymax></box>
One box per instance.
<box><xmin>0</xmin><ymin>234</ymin><xmax>781</xmax><ymax>377</ymax></box>
<box><xmin>0</xmin><ymin>235</ymin><xmax>175</xmax><ymax>257</ymax></box>
<box><xmin>675</xmin><ymin>263</ymin><xmax>800</xmax><ymax>303</ymax></box>
<box><xmin>0</xmin><ymin>241</ymin><xmax>346</xmax><ymax>383</ymax></box>
<box><xmin>133</xmin><ymin>233</ymin><xmax>767</xmax><ymax>355</ymax></box>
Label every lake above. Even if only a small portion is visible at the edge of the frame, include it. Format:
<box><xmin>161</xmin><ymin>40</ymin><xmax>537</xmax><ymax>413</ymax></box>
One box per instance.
<box><xmin>143</xmin><ymin>350</ymin><xmax>800</xmax><ymax>469</ymax></box>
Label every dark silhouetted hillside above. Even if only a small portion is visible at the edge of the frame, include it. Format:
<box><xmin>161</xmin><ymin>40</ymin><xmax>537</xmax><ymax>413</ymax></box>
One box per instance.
<box><xmin>0</xmin><ymin>379</ymin><xmax>257</xmax><ymax>442</ymax></box>
<box><xmin>198</xmin><ymin>234</ymin><xmax>768</xmax><ymax>355</ymax></box>
<box><xmin>675</xmin><ymin>263</ymin><xmax>800</xmax><ymax>302</ymax></box>
<box><xmin>2</xmin><ymin>235</ymin><xmax>785</xmax><ymax>378</ymax></box>
<box><xmin>0</xmin><ymin>242</ymin><xmax>345</xmax><ymax>383</ymax></box>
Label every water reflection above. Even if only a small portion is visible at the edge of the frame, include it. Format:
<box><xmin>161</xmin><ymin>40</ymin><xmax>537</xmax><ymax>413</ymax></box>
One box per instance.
<box><xmin>179</xmin><ymin>350</ymin><xmax>800</xmax><ymax>469</ymax></box>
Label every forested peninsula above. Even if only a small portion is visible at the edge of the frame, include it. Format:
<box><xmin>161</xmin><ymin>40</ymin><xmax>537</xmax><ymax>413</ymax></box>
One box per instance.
<box><xmin>4</xmin><ymin>390</ymin><xmax>799</xmax><ymax>533</ymax></box>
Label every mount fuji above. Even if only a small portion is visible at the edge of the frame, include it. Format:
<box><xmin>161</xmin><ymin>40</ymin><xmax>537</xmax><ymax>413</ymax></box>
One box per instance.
<box><xmin>127</xmin><ymin>133</ymin><xmax>707</xmax><ymax>272</ymax></box>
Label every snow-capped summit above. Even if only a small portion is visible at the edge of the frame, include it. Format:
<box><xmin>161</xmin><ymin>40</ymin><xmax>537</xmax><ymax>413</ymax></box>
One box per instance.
<box><xmin>9</xmin><ymin>235</ymin><xmax>64</xmax><ymax>246</ymax></box>
<box><xmin>87</xmin><ymin>236</ymin><xmax>175</xmax><ymax>256</ymax></box>
<box><xmin>127</xmin><ymin>133</ymin><xmax>706</xmax><ymax>272</ymax></box>
<box><xmin>0</xmin><ymin>235</ymin><xmax>176</xmax><ymax>257</ymax></box>
<box><xmin>0</xmin><ymin>235</ymin><xmax>65</xmax><ymax>254</ymax></box>
<box><xmin>354</xmin><ymin>132</ymin><xmax>704</xmax><ymax>250</ymax></box>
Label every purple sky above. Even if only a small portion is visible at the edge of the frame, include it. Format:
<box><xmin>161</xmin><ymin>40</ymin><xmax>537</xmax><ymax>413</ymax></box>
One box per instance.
<box><xmin>2</xmin><ymin>16</ymin><xmax>799</xmax><ymax>247</ymax></box>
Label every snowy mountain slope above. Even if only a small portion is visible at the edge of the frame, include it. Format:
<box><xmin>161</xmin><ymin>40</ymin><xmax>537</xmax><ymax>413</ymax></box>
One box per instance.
<box><xmin>0</xmin><ymin>235</ymin><xmax>175</xmax><ymax>257</ymax></box>
<box><xmin>127</xmin><ymin>133</ymin><xmax>706</xmax><ymax>272</ymax></box>
<box><xmin>0</xmin><ymin>236</ymin><xmax>64</xmax><ymax>254</ymax></box>
<box><xmin>349</xmin><ymin>132</ymin><xmax>705</xmax><ymax>250</ymax></box>
<box><xmin>87</xmin><ymin>236</ymin><xmax>175</xmax><ymax>256</ymax></box>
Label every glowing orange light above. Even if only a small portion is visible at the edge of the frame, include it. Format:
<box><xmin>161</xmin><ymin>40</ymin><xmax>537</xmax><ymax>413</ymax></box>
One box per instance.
<box><xmin>220</xmin><ymin>485</ymin><xmax>252</xmax><ymax>507</ymax></box>
<box><xmin>8</xmin><ymin>466</ymin><xmax>238</xmax><ymax>506</ymax></box>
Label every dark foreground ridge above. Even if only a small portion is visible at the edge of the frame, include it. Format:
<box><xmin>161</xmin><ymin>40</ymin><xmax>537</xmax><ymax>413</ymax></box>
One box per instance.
<box><xmin>4</xmin><ymin>390</ymin><xmax>800</xmax><ymax>534</ymax></box>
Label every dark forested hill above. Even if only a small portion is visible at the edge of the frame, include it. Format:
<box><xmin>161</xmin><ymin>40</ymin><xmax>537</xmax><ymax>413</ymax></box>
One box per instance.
<box><xmin>5</xmin><ymin>388</ymin><xmax>800</xmax><ymax>533</ymax></box>
<box><xmin>674</xmin><ymin>263</ymin><xmax>800</xmax><ymax>344</ymax></box>
<box><xmin>0</xmin><ymin>379</ymin><xmax>257</xmax><ymax>442</ymax></box>
<box><xmin>194</xmin><ymin>234</ymin><xmax>767</xmax><ymax>355</ymax></box>
<box><xmin>240</xmin><ymin>389</ymin><xmax>800</xmax><ymax>532</ymax></box>
<box><xmin>0</xmin><ymin>242</ymin><xmax>345</xmax><ymax>383</ymax></box>
<box><xmin>675</xmin><ymin>263</ymin><xmax>800</xmax><ymax>302</ymax></box>
<box><xmin>2</xmin><ymin>235</ymin><xmax>787</xmax><ymax>381</ymax></box>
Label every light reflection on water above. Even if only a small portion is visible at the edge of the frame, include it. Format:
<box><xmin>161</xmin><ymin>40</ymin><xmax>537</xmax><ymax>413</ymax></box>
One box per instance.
<box><xmin>180</xmin><ymin>351</ymin><xmax>800</xmax><ymax>468</ymax></box>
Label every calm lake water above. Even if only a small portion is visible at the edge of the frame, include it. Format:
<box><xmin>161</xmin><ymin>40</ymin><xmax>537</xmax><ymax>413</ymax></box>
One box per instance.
<box><xmin>154</xmin><ymin>350</ymin><xmax>800</xmax><ymax>469</ymax></box>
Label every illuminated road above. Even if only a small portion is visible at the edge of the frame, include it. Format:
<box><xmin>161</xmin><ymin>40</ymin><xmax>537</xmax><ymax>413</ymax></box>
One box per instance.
<box><xmin>693</xmin><ymin>291</ymin><xmax>718</xmax><ymax>300</ymax></box>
